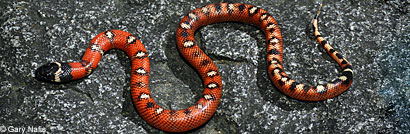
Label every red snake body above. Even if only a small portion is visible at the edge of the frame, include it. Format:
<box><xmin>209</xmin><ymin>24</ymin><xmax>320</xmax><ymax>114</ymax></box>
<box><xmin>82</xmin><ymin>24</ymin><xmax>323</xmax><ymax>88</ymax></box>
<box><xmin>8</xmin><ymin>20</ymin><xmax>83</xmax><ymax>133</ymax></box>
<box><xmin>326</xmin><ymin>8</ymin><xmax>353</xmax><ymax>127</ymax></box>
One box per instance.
<box><xmin>35</xmin><ymin>3</ymin><xmax>353</xmax><ymax>132</ymax></box>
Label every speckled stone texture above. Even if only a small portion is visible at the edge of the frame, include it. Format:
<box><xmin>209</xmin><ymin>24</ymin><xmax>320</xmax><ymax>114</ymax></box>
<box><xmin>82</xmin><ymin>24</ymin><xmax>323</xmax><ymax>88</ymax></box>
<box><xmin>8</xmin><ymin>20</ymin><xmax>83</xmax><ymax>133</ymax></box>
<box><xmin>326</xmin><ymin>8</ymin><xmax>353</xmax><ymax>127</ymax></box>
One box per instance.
<box><xmin>0</xmin><ymin>0</ymin><xmax>408</xmax><ymax>133</ymax></box>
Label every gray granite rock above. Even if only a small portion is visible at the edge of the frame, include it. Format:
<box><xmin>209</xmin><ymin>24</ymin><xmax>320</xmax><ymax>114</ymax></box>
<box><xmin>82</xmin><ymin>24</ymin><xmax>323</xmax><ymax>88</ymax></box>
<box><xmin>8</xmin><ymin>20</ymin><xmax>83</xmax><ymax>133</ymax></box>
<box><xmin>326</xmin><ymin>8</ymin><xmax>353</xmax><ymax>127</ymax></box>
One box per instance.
<box><xmin>0</xmin><ymin>0</ymin><xmax>408</xmax><ymax>133</ymax></box>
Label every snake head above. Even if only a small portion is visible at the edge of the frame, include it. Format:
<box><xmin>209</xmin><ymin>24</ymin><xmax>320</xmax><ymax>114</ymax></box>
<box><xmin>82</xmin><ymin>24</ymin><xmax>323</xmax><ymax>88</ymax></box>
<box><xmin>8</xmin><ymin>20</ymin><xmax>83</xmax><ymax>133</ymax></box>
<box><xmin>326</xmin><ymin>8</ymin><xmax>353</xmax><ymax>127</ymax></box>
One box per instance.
<box><xmin>35</xmin><ymin>62</ymin><xmax>71</xmax><ymax>83</ymax></box>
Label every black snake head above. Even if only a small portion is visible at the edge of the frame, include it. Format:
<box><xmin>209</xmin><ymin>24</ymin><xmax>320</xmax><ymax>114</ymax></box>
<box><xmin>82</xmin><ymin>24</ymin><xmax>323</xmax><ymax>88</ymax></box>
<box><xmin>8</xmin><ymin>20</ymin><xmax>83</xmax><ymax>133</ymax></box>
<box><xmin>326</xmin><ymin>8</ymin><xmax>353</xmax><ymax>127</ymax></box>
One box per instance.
<box><xmin>35</xmin><ymin>62</ymin><xmax>68</xmax><ymax>83</ymax></box>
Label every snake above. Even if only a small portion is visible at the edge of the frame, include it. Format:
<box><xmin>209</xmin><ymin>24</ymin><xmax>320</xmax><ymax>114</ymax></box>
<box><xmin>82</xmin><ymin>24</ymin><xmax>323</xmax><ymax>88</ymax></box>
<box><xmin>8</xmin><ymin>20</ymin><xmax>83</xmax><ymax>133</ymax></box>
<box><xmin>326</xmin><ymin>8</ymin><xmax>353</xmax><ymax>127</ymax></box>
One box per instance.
<box><xmin>35</xmin><ymin>3</ymin><xmax>353</xmax><ymax>132</ymax></box>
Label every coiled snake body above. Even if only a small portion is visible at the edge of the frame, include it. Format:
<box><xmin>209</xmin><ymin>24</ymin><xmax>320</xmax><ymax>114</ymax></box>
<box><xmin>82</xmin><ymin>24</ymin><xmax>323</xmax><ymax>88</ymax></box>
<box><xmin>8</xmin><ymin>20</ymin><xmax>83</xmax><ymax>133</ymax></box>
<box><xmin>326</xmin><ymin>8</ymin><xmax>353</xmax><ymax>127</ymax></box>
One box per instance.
<box><xmin>35</xmin><ymin>3</ymin><xmax>353</xmax><ymax>132</ymax></box>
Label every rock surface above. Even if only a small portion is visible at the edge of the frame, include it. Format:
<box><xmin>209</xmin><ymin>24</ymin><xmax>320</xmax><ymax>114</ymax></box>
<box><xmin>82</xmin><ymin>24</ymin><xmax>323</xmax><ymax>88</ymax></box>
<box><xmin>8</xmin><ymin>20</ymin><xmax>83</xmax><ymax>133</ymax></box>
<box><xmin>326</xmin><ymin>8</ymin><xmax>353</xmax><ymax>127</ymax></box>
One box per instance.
<box><xmin>0</xmin><ymin>0</ymin><xmax>408</xmax><ymax>133</ymax></box>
